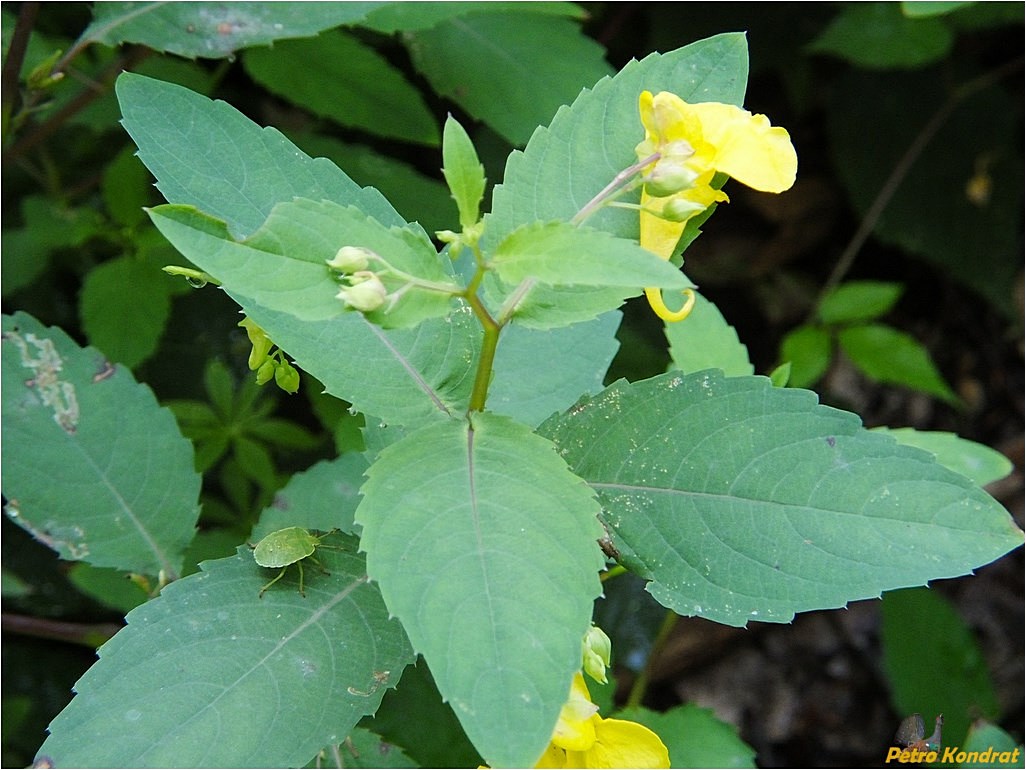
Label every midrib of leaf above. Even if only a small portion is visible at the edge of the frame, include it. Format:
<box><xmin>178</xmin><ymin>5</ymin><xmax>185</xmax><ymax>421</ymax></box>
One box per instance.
<box><xmin>81</xmin><ymin>1</ymin><xmax>167</xmax><ymax>43</ymax></box>
<box><xmin>158</xmin><ymin>574</ymin><xmax>371</xmax><ymax>745</ymax></box>
<box><xmin>464</xmin><ymin>427</ymin><xmax>504</xmax><ymax>676</ymax></box>
<box><xmin>69</xmin><ymin>433</ymin><xmax>179</xmax><ymax>579</ymax></box>
<box><xmin>362</xmin><ymin>316</ymin><xmax>455</xmax><ymax>417</ymax></box>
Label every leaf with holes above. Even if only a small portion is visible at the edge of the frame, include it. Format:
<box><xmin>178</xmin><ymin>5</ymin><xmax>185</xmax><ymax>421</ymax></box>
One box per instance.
<box><xmin>1</xmin><ymin>312</ymin><xmax>199</xmax><ymax>578</ymax></box>
<box><xmin>38</xmin><ymin>534</ymin><xmax>414</xmax><ymax>768</ymax></box>
<box><xmin>538</xmin><ymin>370</ymin><xmax>1023</xmax><ymax>626</ymax></box>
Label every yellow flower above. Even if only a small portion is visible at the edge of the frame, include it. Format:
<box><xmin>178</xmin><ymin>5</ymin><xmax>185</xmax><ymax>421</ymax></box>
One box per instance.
<box><xmin>635</xmin><ymin>90</ymin><xmax>797</xmax><ymax>321</ymax></box>
<box><xmin>536</xmin><ymin>673</ymin><xmax>670</xmax><ymax>769</ymax></box>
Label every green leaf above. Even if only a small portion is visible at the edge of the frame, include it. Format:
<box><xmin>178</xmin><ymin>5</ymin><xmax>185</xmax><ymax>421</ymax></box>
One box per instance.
<box><xmin>808</xmin><ymin>3</ymin><xmax>953</xmax><ymax>68</ymax></box>
<box><xmin>1</xmin><ymin>196</ymin><xmax>105</xmax><ymax>297</ymax></box>
<box><xmin>482</xmin><ymin>34</ymin><xmax>748</xmax><ymax>327</ymax></box>
<box><xmin>251</xmin><ymin>454</ymin><xmax>369</xmax><ymax>541</ymax></box>
<box><xmin>961</xmin><ymin>722</ymin><xmax>1023</xmax><ymax>767</ymax></box>
<box><xmin>323</xmin><ymin>727</ymin><xmax>417</xmax><ymax>768</ymax></box>
<box><xmin>355</xmin><ymin>413</ymin><xmax>605</xmax><ymax>767</ymax></box>
<box><xmin>289</xmin><ymin>132</ymin><xmax>454</xmax><ymax>237</ymax></box>
<box><xmin>818</xmin><ymin>280</ymin><xmax>904</xmax><ymax>325</ymax></box>
<box><xmin>617</xmin><ymin>704</ymin><xmax>756</xmax><ymax>769</ymax></box>
<box><xmin>838</xmin><ymin>323</ymin><xmax>960</xmax><ymax>405</ymax></box>
<box><xmin>871</xmin><ymin>428</ymin><xmax>1013</xmax><ymax>487</ymax></box>
<box><xmin>489</xmin><ymin>311</ymin><xmax>622</xmax><ymax>428</ymax></box>
<box><xmin>665</xmin><ymin>291</ymin><xmax>754</xmax><ymax>376</ymax></box>
<box><xmin>2</xmin><ymin>312</ymin><xmax>200</xmax><ymax>578</ymax></box>
<box><xmin>442</xmin><ymin>115</ymin><xmax>487</xmax><ymax>230</ymax></box>
<box><xmin>491</xmin><ymin>221</ymin><xmax>689</xmax><ymax>289</ymax></box>
<box><xmin>39</xmin><ymin>536</ymin><xmax>414</xmax><ymax>767</ymax></box>
<box><xmin>149</xmin><ymin>199</ymin><xmax>455</xmax><ymax>327</ymax></box>
<box><xmin>406</xmin><ymin>12</ymin><xmax>613</xmax><ymax>146</ymax></box>
<box><xmin>881</xmin><ymin>587</ymin><xmax>999</xmax><ymax>749</ymax></box>
<box><xmin>240</xmin><ymin>305</ymin><xmax>478</xmax><ymax>429</ymax></box>
<box><xmin>780</xmin><ymin>325</ymin><xmax>832</xmax><ymax>388</ymax></box>
<box><xmin>488</xmin><ymin>33</ymin><xmax>748</xmax><ymax>247</ymax></box>
<box><xmin>242</xmin><ymin>31</ymin><xmax>439</xmax><ymax>146</ymax></box>
<box><xmin>79</xmin><ymin>256</ymin><xmax>172</xmax><ymax>369</ymax></box>
<box><xmin>365</xmin><ymin>658</ymin><xmax>483</xmax><ymax>769</ymax></box>
<box><xmin>83</xmin><ymin>2</ymin><xmax>384</xmax><ymax>59</ymax></box>
<box><xmin>101</xmin><ymin>146</ymin><xmax>151</xmax><ymax>228</ymax></box>
<box><xmin>67</xmin><ymin>564</ymin><xmax>150</xmax><ymax>614</ymax></box>
<box><xmin>116</xmin><ymin>72</ymin><xmax>408</xmax><ymax>240</ymax></box>
<box><xmin>901</xmin><ymin>1</ymin><xmax>976</xmax><ymax>18</ymax></box>
<box><xmin>362</xmin><ymin>2</ymin><xmax>583</xmax><ymax>33</ymax></box>
<box><xmin>538</xmin><ymin>370</ymin><xmax>1024</xmax><ymax>626</ymax></box>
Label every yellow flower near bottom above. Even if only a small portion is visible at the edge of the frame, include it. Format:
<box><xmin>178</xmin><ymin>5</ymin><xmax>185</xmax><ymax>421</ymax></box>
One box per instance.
<box><xmin>536</xmin><ymin>674</ymin><xmax>670</xmax><ymax>769</ymax></box>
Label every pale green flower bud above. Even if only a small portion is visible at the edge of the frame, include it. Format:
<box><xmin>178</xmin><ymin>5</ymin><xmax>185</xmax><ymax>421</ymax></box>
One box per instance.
<box><xmin>326</xmin><ymin>246</ymin><xmax>375</xmax><ymax>273</ymax></box>
<box><xmin>644</xmin><ymin>159</ymin><xmax>701</xmax><ymax>197</ymax></box>
<box><xmin>274</xmin><ymin>360</ymin><xmax>300</xmax><ymax>394</ymax></box>
<box><xmin>336</xmin><ymin>271</ymin><xmax>388</xmax><ymax>312</ymax></box>
<box><xmin>255</xmin><ymin>358</ymin><xmax>276</xmax><ymax>385</ymax></box>
<box><xmin>660</xmin><ymin>197</ymin><xmax>708</xmax><ymax>222</ymax></box>
<box><xmin>582</xmin><ymin>625</ymin><xmax>612</xmax><ymax>684</ymax></box>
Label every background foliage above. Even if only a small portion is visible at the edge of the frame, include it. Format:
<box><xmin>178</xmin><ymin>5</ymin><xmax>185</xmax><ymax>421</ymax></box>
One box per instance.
<box><xmin>2</xmin><ymin>2</ymin><xmax>1022</xmax><ymax>767</ymax></box>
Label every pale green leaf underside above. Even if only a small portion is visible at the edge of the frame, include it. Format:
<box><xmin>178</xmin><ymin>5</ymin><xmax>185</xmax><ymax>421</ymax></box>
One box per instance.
<box><xmin>39</xmin><ymin>536</ymin><xmax>414</xmax><ymax>768</ymax></box>
<box><xmin>665</xmin><ymin>291</ymin><xmax>754</xmax><ymax>376</ymax></box>
<box><xmin>355</xmin><ymin>413</ymin><xmax>605</xmax><ymax>767</ymax></box>
<box><xmin>1</xmin><ymin>312</ymin><xmax>199</xmax><ymax>577</ymax></box>
<box><xmin>116</xmin><ymin>72</ymin><xmax>408</xmax><ymax>240</ymax></box>
<box><xmin>539</xmin><ymin>370</ymin><xmax>1023</xmax><ymax>626</ymax></box>
<box><xmin>149</xmin><ymin>199</ymin><xmax>453</xmax><ymax>327</ymax></box>
<box><xmin>84</xmin><ymin>2</ymin><xmax>384</xmax><ymax>59</ymax></box>
<box><xmin>491</xmin><ymin>221</ymin><xmax>689</xmax><ymax>288</ymax></box>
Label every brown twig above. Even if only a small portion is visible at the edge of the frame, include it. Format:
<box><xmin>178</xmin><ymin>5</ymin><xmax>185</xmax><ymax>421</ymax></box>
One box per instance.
<box><xmin>2</xmin><ymin>611</ymin><xmax>122</xmax><ymax>648</ymax></box>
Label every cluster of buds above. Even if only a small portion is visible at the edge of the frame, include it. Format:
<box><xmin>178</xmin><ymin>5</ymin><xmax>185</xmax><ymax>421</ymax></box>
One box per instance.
<box><xmin>327</xmin><ymin>246</ymin><xmax>390</xmax><ymax>313</ymax></box>
<box><xmin>239</xmin><ymin>318</ymin><xmax>300</xmax><ymax>394</ymax></box>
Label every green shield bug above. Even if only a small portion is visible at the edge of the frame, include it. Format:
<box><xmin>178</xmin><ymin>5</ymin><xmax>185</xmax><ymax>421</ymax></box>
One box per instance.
<box><xmin>252</xmin><ymin>527</ymin><xmax>340</xmax><ymax>598</ymax></box>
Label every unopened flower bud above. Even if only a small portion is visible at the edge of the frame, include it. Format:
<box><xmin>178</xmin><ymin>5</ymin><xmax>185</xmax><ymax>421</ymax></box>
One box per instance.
<box><xmin>336</xmin><ymin>271</ymin><xmax>388</xmax><ymax>312</ymax></box>
<box><xmin>644</xmin><ymin>159</ymin><xmax>700</xmax><ymax>197</ymax></box>
<box><xmin>327</xmin><ymin>246</ymin><xmax>375</xmax><ymax>273</ymax></box>
<box><xmin>660</xmin><ymin>197</ymin><xmax>707</xmax><ymax>223</ymax></box>
<box><xmin>582</xmin><ymin>625</ymin><xmax>612</xmax><ymax>684</ymax></box>
<box><xmin>274</xmin><ymin>361</ymin><xmax>300</xmax><ymax>394</ymax></box>
<box><xmin>255</xmin><ymin>358</ymin><xmax>276</xmax><ymax>385</ymax></box>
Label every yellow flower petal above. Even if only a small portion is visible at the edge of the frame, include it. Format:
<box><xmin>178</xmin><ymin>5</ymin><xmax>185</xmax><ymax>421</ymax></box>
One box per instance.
<box><xmin>688</xmin><ymin>101</ymin><xmax>797</xmax><ymax>193</ymax></box>
<box><xmin>550</xmin><ymin>673</ymin><xmax>600</xmax><ymax>752</ymax></box>
<box><xmin>535</xmin><ymin>744</ymin><xmax>569</xmax><ymax>768</ymax></box>
<box><xmin>582</xmin><ymin>718</ymin><xmax>671</xmax><ymax>769</ymax></box>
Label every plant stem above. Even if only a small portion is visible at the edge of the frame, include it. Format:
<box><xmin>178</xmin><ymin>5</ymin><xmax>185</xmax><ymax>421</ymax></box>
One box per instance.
<box><xmin>624</xmin><ymin>608</ymin><xmax>678</xmax><ymax>709</ymax></box>
<box><xmin>571</xmin><ymin>153</ymin><xmax>657</xmax><ymax>226</ymax></box>
<box><xmin>2</xmin><ymin>611</ymin><xmax>122</xmax><ymax>648</ymax></box>
<box><xmin>464</xmin><ymin>247</ymin><xmax>501</xmax><ymax>414</ymax></box>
